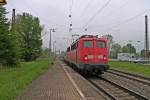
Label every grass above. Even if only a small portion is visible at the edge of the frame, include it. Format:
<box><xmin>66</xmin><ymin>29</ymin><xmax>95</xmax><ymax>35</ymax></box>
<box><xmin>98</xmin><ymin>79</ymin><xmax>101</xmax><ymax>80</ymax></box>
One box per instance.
<box><xmin>109</xmin><ymin>61</ymin><xmax>150</xmax><ymax>77</ymax></box>
<box><xmin>0</xmin><ymin>57</ymin><xmax>54</xmax><ymax>100</ymax></box>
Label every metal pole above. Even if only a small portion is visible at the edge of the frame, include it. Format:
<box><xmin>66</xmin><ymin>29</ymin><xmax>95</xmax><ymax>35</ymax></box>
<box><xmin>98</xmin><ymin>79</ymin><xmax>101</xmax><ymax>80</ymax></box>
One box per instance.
<box><xmin>53</xmin><ymin>41</ymin><xmax>54</xmax><ymax>54</ymax></box>
<box><xmin>54</xmin><ymin>45</ymin><xmax>56</xmax><ymax>58</ymax></box>
<box><xmin>49</xmin><ymin>29</ymin><xmax>51</xmax><ymax>55</ymax></box>
<box><xmin>53</xmin><ymin>41</ymin><xmax>56</xmax><ymax>55</ymax></box>
<box><xmin>129</xmin><ymin>40</ymin><xmax>132</xmax><ymax>62</ymax></box>
<box><xmin>12</xmin><ymin>8</ymin><xmax>16</xmax><ymax>28</ymax></box>
<box><xmin>145</xmin><ymin>15</ymin><xmax>149</xmax><ymax>58</ymax></box>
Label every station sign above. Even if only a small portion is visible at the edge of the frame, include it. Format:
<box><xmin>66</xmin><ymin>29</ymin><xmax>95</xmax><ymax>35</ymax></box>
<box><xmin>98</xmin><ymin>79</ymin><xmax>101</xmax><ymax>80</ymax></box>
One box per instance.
<box><xmin>0</xmin><ymin>0</ymin><xmax>7</xmax><ymax>5</ymax></box>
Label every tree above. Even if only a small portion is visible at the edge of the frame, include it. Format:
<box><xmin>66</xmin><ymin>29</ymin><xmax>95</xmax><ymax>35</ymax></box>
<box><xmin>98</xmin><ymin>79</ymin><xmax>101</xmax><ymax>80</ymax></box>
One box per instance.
<box><xmin>110</xmin><ymin>43</ymin><xmax>122</xmax><ymax>58</ymax></box>
<box><xmin>41</xmin><ymin>48</ymin><xmax>50</xmax><ymax>58</ymax></box>
<box><xmin>14</xmin><ymin>13</ymin><xmax>43</xmax><ymax>61</ymax></box>
<box><xmin>102</xmin><ymin>34</ymin><xmax>114</xmax><ymax>47</ymax></box>
<box><xmin>0</xmin><ymin>6</ymin><xmax>20</xmax><ymax>65</ymax></box>
<box><xmin>140</xmin><ymin>49</ymin><xmax>145</xmax><ymax>57</ymax></box>
<box><xmin>122</xmin><ymin>43</ymin><xmax>136</xmax><ymax>54</ymax></box>
<box><xmin>102</xmin><ymin>34</ymin><xmax>114</xmax><ymax>57</ymax></box>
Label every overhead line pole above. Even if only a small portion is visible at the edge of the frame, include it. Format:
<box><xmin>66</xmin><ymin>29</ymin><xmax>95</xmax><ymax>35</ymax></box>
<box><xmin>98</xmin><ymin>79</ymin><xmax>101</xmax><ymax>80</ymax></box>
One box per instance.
<box><xmin>49</xmin><ymin>29</ymin><xmax>52</xmax><ymax>55</ymax></box>
<box><xmin>49</xmin><ymin>29</ymin><xmax>55</xmax><ymax>56</ymax></box>
<box><xmin>102</xmin><ymin>9</ymin><xmax>150</xmax><ymax>33</ymax></box>
<box><xmin>12</xmin><ymin>8</ymin><xmax>16</xmax><ymax>28</ymax></box>
<box><xmin>145</xmin><ymin>15</ymin><xmax>149</xmax><ymax>59</ymax></box>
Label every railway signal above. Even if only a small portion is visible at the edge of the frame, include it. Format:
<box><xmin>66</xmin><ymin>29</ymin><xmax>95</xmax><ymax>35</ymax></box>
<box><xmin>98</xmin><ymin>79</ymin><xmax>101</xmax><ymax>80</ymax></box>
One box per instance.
<box><xmin>0</xmin><ymin>0</ymin><xmax>7</xmax><ymax>5</ymax></box>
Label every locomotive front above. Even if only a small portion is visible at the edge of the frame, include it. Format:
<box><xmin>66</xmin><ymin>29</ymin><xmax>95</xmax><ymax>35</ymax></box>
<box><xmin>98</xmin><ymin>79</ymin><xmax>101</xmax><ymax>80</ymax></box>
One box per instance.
<box><xmin>77</xmin><ymin>35</ymin><xmax>109</xmax><ymax>74</ymax></box>
<box><xmin>65</xmin><ymin>35</ymin><xmax>109</xmax><ymax>75</ymax></box>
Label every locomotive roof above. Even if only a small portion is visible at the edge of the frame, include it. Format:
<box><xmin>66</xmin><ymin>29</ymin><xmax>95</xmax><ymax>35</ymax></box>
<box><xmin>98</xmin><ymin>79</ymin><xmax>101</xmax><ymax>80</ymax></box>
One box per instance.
<box><xmin>79</xmin><ymin>35</ymin><xmax>98</xmax><ymax>38</ymax></box>
<box><xmin>66</xmin><ymin>35</ymin><xmax>107</xmax><ymax>50</ymax></box>
<box><xmin>71</xmin><ymin>35</ymin><xmax>107</xmax><ymax>45</ymax></box>
<box><xmin>79</xmin><ymin>35</ymin><xmax>107</xmax><ymax>40</ymax></box>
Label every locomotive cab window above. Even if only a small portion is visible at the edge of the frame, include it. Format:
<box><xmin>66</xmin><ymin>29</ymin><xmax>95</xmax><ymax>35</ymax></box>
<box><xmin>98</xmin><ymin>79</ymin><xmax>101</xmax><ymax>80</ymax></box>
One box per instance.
<box><xmin>97</xmin><ymin>41</ymin><xmax>106</xmax><ymax>48</ymax></box>
<box><xmin>83</xmin><ymin>40</ymin><xmax>93</xmax><ymax>48</ymax></box>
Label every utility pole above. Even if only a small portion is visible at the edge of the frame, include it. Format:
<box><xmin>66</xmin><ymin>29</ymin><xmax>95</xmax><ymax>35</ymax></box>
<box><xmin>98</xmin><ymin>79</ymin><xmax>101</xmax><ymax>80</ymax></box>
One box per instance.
<box><xmin>12</xmin><ymin>8</ymin><xmax>16</xmax><ymax>28</ymax></box>
<box><xmin>53</xmin><ymin>41</ymin><xmax>56</xmax><ymax>55</ymax></box>
<box><xmin>55</xmin><ymin>45</ymin><xmax>56</xmax><ymax>58</ymax></box>
<box><xmin>49</xmin><ymin>29</ymin><xmax>55</xmax><ymax>56</ymax></box>
<box><xmin>129</xmin><ymin>40</ymin><xmax>132</xmax><ymax>62</ymax></box>
<box><xmin>145</xmin><ymin>15</ymin><xmax>149</xmax><ymax>59</ymax></box>
<box><xmin>49</xmin><ymin>29</ymin><xmax>51</xmax><ymax>54</ymax></box>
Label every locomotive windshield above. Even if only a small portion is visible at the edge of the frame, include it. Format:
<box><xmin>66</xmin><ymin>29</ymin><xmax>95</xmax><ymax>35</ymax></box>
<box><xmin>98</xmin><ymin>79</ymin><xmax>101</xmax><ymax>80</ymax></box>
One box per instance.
<box><xmin>97</xmin><ymin>41</ymin><xmax>106</xmax><ymax>48</ymax></box>
<box><xmin>83</xmin><ymin>40</ymin><xmax>93</xmax><ymax>48</ymax></box>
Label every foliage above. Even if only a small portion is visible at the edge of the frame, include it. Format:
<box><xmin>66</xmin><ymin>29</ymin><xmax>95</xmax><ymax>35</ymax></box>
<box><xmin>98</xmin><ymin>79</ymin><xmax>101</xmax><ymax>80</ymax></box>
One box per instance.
<box><xmin>102</xmin><ymin>34</ymin><xmax>114</xmax><ymax>58</ymax></box>
<box><xmin>40</xmin><ymin>48</ymin><xmax>50</xmax><ymax>58</ymax></box>
<box><xmin>0</xmin><ymin>6</ymin><xmax>20</xmax><ymax>65</ymax></box>
<box><xmin>109</xmin><ymin>61</ymin><xmax>150</xmax><ymax>77</ymax></box>
<box><xmin>102</xmin><ymin>34</ymin><xmax>114</xmax><ymax>47</ymax></box>
<box><xmin>0</xmin><ymin>58</ymin><xmax>53</xmax><ymax>100</ymax></box>
<box><xmin>14</xmin><ymin>13</ymin><xmax>43</xmax><ymax>61</ymax></box>
<box><xmin>122</xmin><ymin>43</ymin><xmax>136</xmax><ymax>54</ymax></box>
<box><xmin>110</xmin><ymin>43</ymin><xmax>122</xmax><ymax>58</ymax></box>
<box><xmin>140</xmin><ymin>49</ymin><xmax>145</xmax><ymax>57</ymax></box>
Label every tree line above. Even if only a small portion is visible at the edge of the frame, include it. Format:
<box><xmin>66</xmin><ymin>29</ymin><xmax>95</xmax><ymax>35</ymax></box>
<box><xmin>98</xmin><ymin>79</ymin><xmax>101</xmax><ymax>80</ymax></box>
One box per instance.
<box><xmin>103</xmin><ymin>34</ymin><xmax>144</xmax><ymax>59</ymax></box>
<box><xmin>0</xmin><ymin>6</ymin><xmax>43</xmax><ymax>66</ymax></box>
<box><xmin>110</xmin><ymin>43</ymin><xmax>136</xmax><ymax>58</ymax></box>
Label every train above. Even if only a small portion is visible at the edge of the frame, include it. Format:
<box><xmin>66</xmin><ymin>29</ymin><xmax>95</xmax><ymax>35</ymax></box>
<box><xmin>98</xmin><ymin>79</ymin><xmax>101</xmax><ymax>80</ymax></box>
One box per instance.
<box><xmin>64</xmin><ymin>35</ymin><xmax>109</xmax><ymax>75</ymax></box>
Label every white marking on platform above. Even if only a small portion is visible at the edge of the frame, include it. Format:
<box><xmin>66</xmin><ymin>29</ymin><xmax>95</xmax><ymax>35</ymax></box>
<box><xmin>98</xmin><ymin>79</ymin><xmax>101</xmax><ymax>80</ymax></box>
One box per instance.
<box><xmin>61</xmin><ymin>63</ymin><xmax>87</xmax><ymax>100</ymax></box>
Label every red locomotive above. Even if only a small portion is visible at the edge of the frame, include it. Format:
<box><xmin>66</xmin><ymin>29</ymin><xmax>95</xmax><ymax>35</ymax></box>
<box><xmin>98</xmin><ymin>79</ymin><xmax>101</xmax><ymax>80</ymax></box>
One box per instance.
<box><xmin>64</xmin><ymin>35</ymin><xmax>109</xmax><ymax>75</ymax></box>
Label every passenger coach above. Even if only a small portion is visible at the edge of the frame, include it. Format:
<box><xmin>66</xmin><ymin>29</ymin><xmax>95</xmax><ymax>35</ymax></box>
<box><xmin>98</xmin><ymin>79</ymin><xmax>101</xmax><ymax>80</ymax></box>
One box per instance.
<box><xmin>65</xmin><ymin>35</ymin><xmax>109</xmax><ymax>75</ymax></box>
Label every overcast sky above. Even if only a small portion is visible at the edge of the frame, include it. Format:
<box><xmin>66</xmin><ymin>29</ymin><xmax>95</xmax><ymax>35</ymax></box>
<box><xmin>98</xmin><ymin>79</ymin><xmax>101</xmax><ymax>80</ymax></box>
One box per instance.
<box><xmin>5</xmin><ymin>0</ymin><xmax>150</xmax><ymax>52</ymax></box>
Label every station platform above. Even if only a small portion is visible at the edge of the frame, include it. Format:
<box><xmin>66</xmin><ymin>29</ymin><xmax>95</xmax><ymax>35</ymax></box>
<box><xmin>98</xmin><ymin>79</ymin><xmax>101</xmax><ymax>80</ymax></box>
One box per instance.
<box><xmin>17</xmin><ymin>60</ymin><xmax>106</xmax><ymax>100</ymax></box>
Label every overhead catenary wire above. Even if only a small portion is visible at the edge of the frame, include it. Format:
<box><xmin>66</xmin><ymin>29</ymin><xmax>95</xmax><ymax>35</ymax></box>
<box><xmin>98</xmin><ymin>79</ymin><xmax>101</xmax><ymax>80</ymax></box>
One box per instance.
<box><xmin>103</xmin><ymin>9</ymin><xmax>150</xmax><ymax>33</ymax></box>
<box><xmin>106</xmin><ymin>0</ymin><xmax>129</xmax><ymax>17</ymax></box>
<box><xmin>84</xmin><ymin>0</ymin><xmax>129</xmax><ymax>30</ymax></box>
<box><xmin>69</xmin><ymin>0</ymin><xmax>74</xmax><ymax>15</ymax></box>
<box><xmin>21</xmin><ymin>0</ymin><xmax>68</xmax><ymax>29</ymax></box>
<box><xmin>79</xmin><ymin>0</ymin><xmax>93</xmax><ymax>18</ymax></box>
<box><xmin>83</xmin><ymin>0</ymin><xmax>112</xmax><ymax>29</ymax></box>
<box><xmin>75</xmin><ymin>0</ymin><xmax>129</xmax><ymax>32</ymax></box>
<box><xmin>25</xmin><ymin>0</ymin><xmax>69</xmax><ymax>29</ymax></box>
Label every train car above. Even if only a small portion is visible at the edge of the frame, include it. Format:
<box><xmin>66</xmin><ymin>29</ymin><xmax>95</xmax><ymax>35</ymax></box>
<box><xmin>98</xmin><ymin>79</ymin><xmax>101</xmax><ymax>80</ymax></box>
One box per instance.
<box><xmin>64</xmin><ymin>35</ymin><xmax>109</xmax><ymax>75</ymax></box>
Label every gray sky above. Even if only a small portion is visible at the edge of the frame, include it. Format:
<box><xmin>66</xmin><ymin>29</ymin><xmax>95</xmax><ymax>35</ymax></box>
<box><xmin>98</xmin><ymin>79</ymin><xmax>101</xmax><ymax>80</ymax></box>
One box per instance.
<box><xmin>5</xmin><ymin>0</ymin><xmax>150</xmax><ymax>52</ymax></box>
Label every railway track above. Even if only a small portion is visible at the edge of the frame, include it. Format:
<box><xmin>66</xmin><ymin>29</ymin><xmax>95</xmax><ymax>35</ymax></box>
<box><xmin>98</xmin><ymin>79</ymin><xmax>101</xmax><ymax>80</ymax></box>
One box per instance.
<box><xmin>88</xmin><ymin>77</ymin><xmax>149</xmax><ymax>100</ymax></box>
<box><xmin>107</xmin><ymin>69</ymin><xmax>150</xmax><ymax>86</ymax></box>
<box><xmin>63</xmin><ymin>61</ymin><xmax>150</xmax><ymax>100</ymax></box>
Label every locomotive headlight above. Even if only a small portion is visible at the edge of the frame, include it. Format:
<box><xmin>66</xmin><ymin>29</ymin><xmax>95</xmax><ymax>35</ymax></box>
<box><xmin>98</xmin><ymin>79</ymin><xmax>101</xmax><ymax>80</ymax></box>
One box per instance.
<box><xmin>84</xmin><ymin>55</ymin><xmax>94</xmax><ymax>60</ymax></box>
<box><xmin>98</xmin><ymin>55</ymin><xmax>103</xmax><ymax>59</ymax></box>
<box><xmin>87</xmin><ymin>55</ymin><xmax>94</xmax><ymax>59</ymax></box>
<box><xmin>103</xmin><ymin>55</ymin><xmax>107</xmax><ymax>60</ymax></box>
<box><xmin>84</xmin><ymin>56</ymin><xmax>88</xmax><ymax>60</ymax></box>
